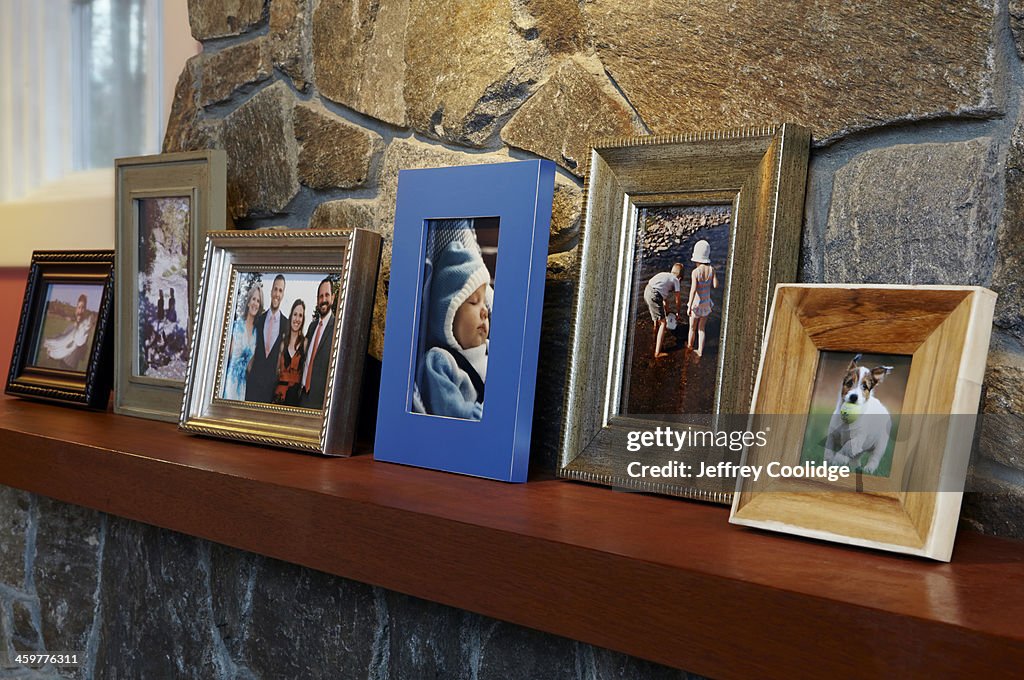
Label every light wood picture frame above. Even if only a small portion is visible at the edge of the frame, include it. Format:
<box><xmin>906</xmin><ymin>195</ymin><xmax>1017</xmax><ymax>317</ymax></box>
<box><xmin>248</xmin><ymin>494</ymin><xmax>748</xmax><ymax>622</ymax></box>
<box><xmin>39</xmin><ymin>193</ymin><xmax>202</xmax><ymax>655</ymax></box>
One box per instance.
<box><xmin>729</xmin><ymin>284</ymin><xmax>997</xmax><ymax>561</ymax></box>
<box><xmin>558</xmin><ymin>124</ymin><xmax>810</xmax><ymax>503</ymax></box>
<box><xmin>179</xmin><ymin>229</ymin><xmax>381</xmax><ymax>457</ymax></box>
<box><xmin>114</xmin><ymin>150</ymin><xmax>228</xmax><ymax>422</ymax></box>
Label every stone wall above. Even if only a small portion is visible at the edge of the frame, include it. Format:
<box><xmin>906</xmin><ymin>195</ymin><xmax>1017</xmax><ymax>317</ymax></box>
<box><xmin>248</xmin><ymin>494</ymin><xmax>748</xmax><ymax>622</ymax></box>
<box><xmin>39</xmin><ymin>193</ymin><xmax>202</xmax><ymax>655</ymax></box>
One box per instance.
<box><xmin>165</xmin><ymin>0</ymin><xmax>1024</xmax><ymax>517</ymax></box>
<box><xmin>4</xmin><ymin>0</ymin><xmax>1024</xmax><ymax>676</ymax></box>
<box><xmin>0</xmin><ymin>486</ymin><xmax>698</xmax><ymax>680</ymax></box>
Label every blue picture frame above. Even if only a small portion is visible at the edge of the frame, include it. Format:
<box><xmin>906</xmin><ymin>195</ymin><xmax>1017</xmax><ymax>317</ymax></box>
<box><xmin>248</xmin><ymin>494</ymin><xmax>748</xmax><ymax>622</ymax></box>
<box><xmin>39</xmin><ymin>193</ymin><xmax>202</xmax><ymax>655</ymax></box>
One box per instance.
<box><xmin>374</xmin><ymin>160</ymin><xmax>555</xmax><ymax>481</ymax></box>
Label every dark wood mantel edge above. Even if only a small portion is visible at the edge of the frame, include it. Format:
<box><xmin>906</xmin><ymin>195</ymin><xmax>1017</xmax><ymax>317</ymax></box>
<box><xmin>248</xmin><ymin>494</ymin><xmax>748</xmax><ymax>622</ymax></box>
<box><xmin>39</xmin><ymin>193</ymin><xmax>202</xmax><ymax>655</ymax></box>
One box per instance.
<box><xmin>1</xmin><ymin>399</ymin><xmax>1023</xmax><ymax>678</ymax></box>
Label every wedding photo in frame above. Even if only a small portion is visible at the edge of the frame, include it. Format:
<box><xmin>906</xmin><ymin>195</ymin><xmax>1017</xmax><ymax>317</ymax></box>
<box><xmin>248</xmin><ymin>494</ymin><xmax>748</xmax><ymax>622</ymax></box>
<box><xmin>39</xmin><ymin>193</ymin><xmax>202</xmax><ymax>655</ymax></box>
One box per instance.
<box><xmin>179</xmin><ymin>229</ymin><xmax>381</xmax><ymax>457</ymax></box>
<box><xmin>6</xmin><ymin>250</ymin><xmax>115</xmax><ymax>409</ymax></box>
<box><xmin>114</xmin><ymin>150</ymin><xmax>228</xmax><ymax>422</ymax></box>
<box><xmin>729</xmin><ymin>284</ymin><xmax>996</xmax><ymax>561</ymax></box>
<box><xmin>558</xmin><ymin>125</ymin><xmax>811</xmax><ymax>503</ymax></box>
<box><xmin>375</xmin><ymin>160</ymin><xmax>555</xmax><ymax>481</ymax></box>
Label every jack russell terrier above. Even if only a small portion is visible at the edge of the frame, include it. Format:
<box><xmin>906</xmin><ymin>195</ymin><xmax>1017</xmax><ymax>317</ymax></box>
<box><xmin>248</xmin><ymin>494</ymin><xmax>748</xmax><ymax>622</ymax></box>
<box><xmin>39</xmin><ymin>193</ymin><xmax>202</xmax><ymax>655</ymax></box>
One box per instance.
<box><xmin>823</xmin><ymin>354</ymin><xmax>894</xmax><ymax>474</ymax></box>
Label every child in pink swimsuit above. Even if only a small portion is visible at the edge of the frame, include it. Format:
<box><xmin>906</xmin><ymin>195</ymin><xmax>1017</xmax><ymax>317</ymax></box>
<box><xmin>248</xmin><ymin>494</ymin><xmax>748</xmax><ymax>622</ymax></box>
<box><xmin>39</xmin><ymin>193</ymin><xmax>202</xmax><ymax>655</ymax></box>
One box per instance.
<box><xmin>687</xmin><ymin>239</ymin><xmax>717</xmax><ymax>357</ymax></box>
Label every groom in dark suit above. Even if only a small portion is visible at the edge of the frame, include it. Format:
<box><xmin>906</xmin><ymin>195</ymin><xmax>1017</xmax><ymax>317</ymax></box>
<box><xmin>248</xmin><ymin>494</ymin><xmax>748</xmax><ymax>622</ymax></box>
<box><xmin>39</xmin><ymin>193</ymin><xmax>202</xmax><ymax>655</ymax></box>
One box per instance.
<box><xmin>245</xmin><ymin>274</ymin><xmax>288</xmax><ymax>403</ymax></box>
<box><xmin>300</xmin><ymin>278</ymin><xmax>336</xmax><ymax>409</ymax></box>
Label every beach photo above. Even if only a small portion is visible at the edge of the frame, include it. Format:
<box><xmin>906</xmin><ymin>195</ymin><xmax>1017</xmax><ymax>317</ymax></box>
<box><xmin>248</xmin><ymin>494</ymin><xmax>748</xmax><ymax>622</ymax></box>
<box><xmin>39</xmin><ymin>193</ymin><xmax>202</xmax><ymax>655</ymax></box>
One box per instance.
<box><xmin>619</xmin><ymin>205</ymin><xmax>730</xmax><ymax>415</ymax></box>
<box><xmin>409</xmin><ymin>217</ymin><xmax>499</xmax><ymax>422</ymax></box>
<box><xmin>218</xmin><ymin>270</ymin><xmax>340</xmax><ymax>411</ymax></box>
<box><xmin>136</xmin><ymin>196</ymin><xmax>191</xmax><ymax>381</ymax></box>
<box><xmin>800</xmin><ymin>351</ymin><xmax>911</xmax><ymax>477</ymax></box>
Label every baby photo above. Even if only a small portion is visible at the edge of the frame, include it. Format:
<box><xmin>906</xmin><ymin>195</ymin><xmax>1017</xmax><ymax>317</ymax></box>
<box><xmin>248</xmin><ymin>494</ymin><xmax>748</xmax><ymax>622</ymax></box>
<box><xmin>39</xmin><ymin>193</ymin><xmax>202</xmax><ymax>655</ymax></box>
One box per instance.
<box><xmin>619</xmin><ymin>204</ymin><xmax>730</xmax><ymax>415</ymax></box>
<box><xmin>218</xmin><ymin>270</ymin><xmax>339</xmax><ymax>411</ymax></box>
<box><xmin>410</xmin><ymin>217</ymin><xmax>498</xmax><ymax>421</ymax></box>
<box><xmin>31</xmin><ymin>283</ymin><xmax>104</xmax><ymax>373</ymax></box>
<box><xmin>800</xmin><ymin>351</ymin><xmax>911</xmax><ymax>477</ymax></box>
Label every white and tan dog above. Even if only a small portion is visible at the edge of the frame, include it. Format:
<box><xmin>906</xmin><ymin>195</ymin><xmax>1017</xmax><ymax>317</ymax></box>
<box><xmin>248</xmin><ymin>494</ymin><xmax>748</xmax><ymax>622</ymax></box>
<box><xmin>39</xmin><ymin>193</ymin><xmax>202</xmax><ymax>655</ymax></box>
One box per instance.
<box><xmin>823</xmin><ymin>354</ymin><xmax>894</xmax><ymax>474</ymax></box>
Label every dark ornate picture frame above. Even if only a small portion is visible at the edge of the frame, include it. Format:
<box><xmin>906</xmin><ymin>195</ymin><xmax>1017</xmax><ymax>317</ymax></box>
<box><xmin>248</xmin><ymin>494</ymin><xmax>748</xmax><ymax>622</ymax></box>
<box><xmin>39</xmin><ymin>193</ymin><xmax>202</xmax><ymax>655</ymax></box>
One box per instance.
<box><xmin>6</xmin><ymin>250</ymin><xmax>115</xmax><ymax>409</ymax></box>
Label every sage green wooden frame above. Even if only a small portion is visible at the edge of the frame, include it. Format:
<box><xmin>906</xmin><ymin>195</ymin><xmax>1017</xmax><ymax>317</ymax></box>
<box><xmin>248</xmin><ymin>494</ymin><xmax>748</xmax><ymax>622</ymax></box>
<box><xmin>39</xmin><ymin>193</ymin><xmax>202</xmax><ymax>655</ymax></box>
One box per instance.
<box><xmin>558</xmin><ymin>125</ymin><xmax>810</xmax><ymax>504</ymax></box>
<box><xmin>114</xmin><ymin>150</ymin><xmax>228</xmax><ymax>422</ymax></box>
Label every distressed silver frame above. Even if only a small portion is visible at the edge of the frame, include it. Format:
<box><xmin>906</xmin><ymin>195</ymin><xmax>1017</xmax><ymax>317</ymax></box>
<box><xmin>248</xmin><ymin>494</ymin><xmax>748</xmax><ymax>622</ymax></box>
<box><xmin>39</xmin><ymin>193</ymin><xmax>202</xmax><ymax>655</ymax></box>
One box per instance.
<box><xmin>179</xmin><ymin>229</ymin><xmax>381</xmax><ymax>457</ymax></box>
<box><xmin>558</xmin><ymin>125</ymin><xmax>811</xmax><ymax>503</ymax></box>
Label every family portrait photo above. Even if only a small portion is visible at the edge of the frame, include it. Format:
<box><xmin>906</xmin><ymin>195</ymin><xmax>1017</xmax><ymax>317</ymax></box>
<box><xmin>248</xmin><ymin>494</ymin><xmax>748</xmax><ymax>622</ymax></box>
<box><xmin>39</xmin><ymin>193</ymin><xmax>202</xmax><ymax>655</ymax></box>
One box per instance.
<box><xmin>136</xmin><ymin>196</ymin><xmax>191</xmax><ymax>381</ymax></box>
<box><xmin>620</xmin><ymin>205</ymin><xmax>730</xmax><ymax>415</ymax></box>
<box><xmin>800</xmin><ymin>351</ymin><xmax>911</xmax><ymax>477</ymax></box>
<box><xmin>219</xmin><ymin>270</ymin><xmax>340</xmax><ymax>411</ymax></box>
<box><xmin>410</xmin><ymin>217</ymin><xmax>498</xmax><ymax>422</ymax></box>
<box><xmin>31</xmin><ymin>283</ymin><xmax>104</xmax><ymax>373</ymax></box>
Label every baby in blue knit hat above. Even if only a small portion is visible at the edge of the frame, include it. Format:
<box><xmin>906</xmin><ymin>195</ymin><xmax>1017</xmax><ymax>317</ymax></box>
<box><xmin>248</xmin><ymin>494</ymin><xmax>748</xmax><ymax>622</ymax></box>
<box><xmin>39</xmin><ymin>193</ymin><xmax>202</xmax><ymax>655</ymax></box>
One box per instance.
<box><xmin>420</xmin><ymin>240</ymin><xmax>492</xmax><ymax>420</ymax></box>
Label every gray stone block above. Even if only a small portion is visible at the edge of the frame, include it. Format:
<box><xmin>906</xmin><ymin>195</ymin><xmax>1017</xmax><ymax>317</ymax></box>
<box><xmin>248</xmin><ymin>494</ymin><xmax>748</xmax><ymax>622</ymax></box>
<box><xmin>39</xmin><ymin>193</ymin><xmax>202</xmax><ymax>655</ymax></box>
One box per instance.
<box><xmin>382</xmin><ymin>591</ymin><xmax>467</xmax><ymax>679</ymax></box>
<box><xmin>10</xmin><ymin>599</ymin><xmax>40</xmax><ymax>653</ymax></box>
<box><xmin>824</xmin><ymin>139</ymin><xmax>1000</xmax><ymax>286</ymax></box>
<box><xmin>476</xmin><ymin>620</ymin><xmax>577</xmax><ymax>680</ymax></box>
<box><xmin>238</xmin><ymin>558</ymin><xmax>378</xmax><ymax>678</ymax></box>
<box><xmin>33</xmin><ymin>497</ymin><xmax>103</xmax><ymax>662</ymax></box>
<box><xmin>93</xmin><ymin>519</ymin><xmax>220</xmax><ymax>679</ymax></box>
<box><xmin>0</xmin><ymin>486</ymin><xmax>30</xmax><ymax>589</ymax></box>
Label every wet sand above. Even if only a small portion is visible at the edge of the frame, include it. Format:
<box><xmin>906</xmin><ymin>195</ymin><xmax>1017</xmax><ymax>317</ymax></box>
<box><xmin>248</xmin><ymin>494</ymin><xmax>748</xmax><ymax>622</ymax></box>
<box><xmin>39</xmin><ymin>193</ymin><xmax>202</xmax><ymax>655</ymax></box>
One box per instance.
<box><xmin>620</xmin><ymin>217</ymin><xmax>729</xmax><ymax>415</ymax></box>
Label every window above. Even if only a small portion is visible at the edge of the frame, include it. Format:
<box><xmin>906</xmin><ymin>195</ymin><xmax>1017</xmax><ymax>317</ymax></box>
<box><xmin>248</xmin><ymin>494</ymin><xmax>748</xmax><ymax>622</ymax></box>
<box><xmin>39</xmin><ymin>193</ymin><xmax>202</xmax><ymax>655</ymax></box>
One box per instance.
<box><xmin>73</xmin><ymin>0</ymin><xmax>163</xmax><ymax>171</ymax></box>
<box><xmin>0</xmin><ymin>0</ymin><xmax>163</xmax><ymax>201</ymax></box>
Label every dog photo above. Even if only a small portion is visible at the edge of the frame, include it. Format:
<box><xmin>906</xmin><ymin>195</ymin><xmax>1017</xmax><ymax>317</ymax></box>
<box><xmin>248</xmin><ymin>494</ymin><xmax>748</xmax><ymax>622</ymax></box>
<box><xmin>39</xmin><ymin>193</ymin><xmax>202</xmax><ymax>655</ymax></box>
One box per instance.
<box><xmin>619</xmin><ymin>204</ymin><xmax>730</xmax><ymax>415</ymax></box>
<box><xmin>800</xmin><ymin>351</ymin><xmax>911</xmax><ymax>477</ymax></box>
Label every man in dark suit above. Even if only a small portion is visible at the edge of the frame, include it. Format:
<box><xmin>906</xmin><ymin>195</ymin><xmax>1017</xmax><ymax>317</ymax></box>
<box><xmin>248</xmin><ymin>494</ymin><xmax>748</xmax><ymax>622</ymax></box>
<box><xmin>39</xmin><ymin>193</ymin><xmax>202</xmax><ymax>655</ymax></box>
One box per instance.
<box><xmin>300</xmin><ymin>278</ymin><xmax>335</xmax><ymax>409</ymax></box>
<box><xmin>245</xmin><ymin>274</ymin><xmax>288</xmax><ymax>403</ymax></box>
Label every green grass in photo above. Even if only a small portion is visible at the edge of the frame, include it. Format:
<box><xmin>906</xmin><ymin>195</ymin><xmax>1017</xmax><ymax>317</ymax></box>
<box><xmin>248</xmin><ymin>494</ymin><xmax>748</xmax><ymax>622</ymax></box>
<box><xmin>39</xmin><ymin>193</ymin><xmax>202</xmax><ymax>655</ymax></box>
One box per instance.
<box><xmin>799</xmin><ymin>405</ymin><xmax>897</xmax><ymax>478</ymax></box>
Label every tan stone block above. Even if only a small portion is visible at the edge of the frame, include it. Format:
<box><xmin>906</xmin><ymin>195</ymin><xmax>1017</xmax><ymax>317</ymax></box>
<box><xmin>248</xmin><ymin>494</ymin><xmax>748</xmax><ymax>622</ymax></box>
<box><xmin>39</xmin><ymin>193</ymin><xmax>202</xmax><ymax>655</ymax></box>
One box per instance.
<box><xmin>221</xmin><ymin>82</ymin><xmax>300</xmax><ymax>219</ymax></box>
<box><xmin>524</xmin><ymin>0</ymin><xmax>586</xmax><ymax>55</ymax></box>
<box><xmin>294</xmin><ymin>104</ymin><xmax>383</xmax><ymax>190</ymax></box>
<box><xmin>199</xmin><ymin>38</ymin><xmax>272</xmax><ymax>107</ymax></box>
<box><xmin>403</xmin><ymin>0</ymin><xmax>544</xmax><ymax>146</ymax></box>
<box><xmin>270</xmin><ymin>0</ymin><xmax>311</xmax><ymax>91</ymax></box>
<box><xmin>188</xmin><ymin>0</ymin><xmax>265</xmax><ymax>40</ymax></box>
<box><xmin>502</xmin><ymin>59</ymin><xmax>640</xmax><ymax>175</ymax></box>
<box><xmin>309</xmin><ymin>199</ymin><xmax>380</xmax><ymax>233</ymax></box>
<box><xmin>546</xmin><ymin>248</ymin><xmax>579</xmax><ymax>282</ymax></box>
<box><xmin>163</xmin><ymin>56</ymin><xmax>202</xmax><ymax>153</ymax></box>
<box><xmin>1012</xmin><ymin>0</ymin><xmax>1024</xmax><ymax>58</ymax></box>
<box><xmin>550</xmin><ymin>180</ymin><xmax>582</xmax><ymax>252</ymax></box>
<box><xmin>586</xmin><ymin>0</ymin><xmax>998</xmax><ymax>141</ymax></box>
<box><xmin>312</xmin><ymin>0</ymin><xmax>409</xmax><ymax>127</ymax></box>
<box><xmin>376</xmin><ymin>138</ymin><xmax>512</xmax><ymax>241</ymax></box>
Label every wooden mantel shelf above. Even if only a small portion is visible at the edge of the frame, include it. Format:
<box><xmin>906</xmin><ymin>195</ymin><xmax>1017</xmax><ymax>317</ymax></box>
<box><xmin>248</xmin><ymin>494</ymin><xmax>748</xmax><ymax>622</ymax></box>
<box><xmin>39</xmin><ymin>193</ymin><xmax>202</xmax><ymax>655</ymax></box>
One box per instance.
<box><xmin>0</xmin><ymin>397</ymin><xmax>1022</xmax><ymax>678</ymax></box>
